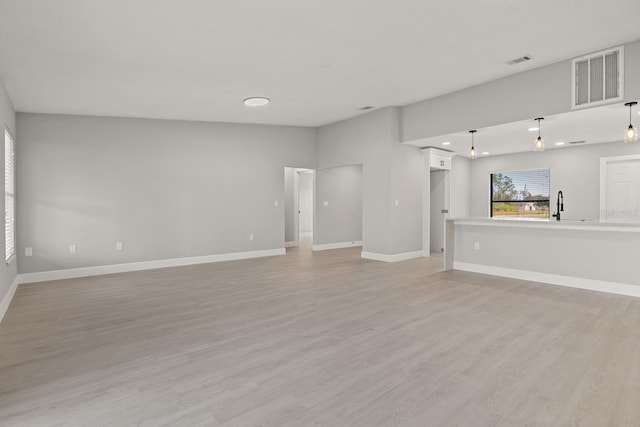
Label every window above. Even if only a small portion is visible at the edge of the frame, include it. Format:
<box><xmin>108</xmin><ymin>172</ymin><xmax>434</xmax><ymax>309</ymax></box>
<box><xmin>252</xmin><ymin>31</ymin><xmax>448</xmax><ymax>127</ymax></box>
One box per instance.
<box><xmin>491</xmin><ymin>169</ymin><xmax>550</xmax><ymax>219</ymax></box>
<box><xmin>5</xmin><ymin>129</ymin><xmax>15</xmax><ymax>262</ymax></box>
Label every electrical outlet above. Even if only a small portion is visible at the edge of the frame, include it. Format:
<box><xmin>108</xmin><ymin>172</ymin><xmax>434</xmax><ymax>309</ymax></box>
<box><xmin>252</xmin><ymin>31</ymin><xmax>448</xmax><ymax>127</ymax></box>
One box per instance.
<box><xmin>323</xmin><ymin>201</ymin><xmax>329</xmax><ymax>206</ymax></box>
<box><xmin>25</xmin><ymin>247</ymin><xmax>33</xmax><ymax>257</ymax></box>
<box><xmin>474</xmin><ymin>242</ymin><xmax>480</xmax><ymax>250</ymax></box>
<box><xmin>249</xmin><ymin>234</ymin><xmax>254</xmax><ymax>241</ymax></box>
<box><xmin>394</xmin><ymin>200</ymin><xmax>400</xmax><ymax>207</ymax></box>
<box><xmin>115</xmin><ymin>241</ymin><xmax>123</xmax><ymax>250</ymax></box>
<box><xmin>69</xmin><ymin>244</ymin><xmax>77</xmax><ymax>254</ymax></box>
<box><xmin>274</xmin><ymin>200</ymin><xmax>279</xmax><ymax>207</ymax></box>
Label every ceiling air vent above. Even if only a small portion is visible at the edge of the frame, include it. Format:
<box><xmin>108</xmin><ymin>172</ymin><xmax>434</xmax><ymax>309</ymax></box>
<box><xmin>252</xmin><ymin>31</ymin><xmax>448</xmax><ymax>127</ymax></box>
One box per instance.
<box><xmin>358</xmin><ymin>106</ymin><xmax>374</xmax><ymax>110</ymax></box>
<box><xmin>572</xmin><ymin>46</ymin><xmax>623</xmax><ymax>109</ymax></box>
<box><xmin>569</xmin><ymin>140</ymin><xmax>586</xmax><ymax>145</ymax></box>
<box><xmin>506</xmin><ymin>55</ymin><xmax>532</xmax><ymax>65</ymax></box>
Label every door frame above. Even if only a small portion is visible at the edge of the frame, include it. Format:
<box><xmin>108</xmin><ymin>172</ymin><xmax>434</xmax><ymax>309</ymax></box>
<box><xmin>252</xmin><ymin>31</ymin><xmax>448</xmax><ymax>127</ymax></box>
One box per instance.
<box><xmin>422</xmin><ymin>153</ymin><xmax>452</xmax><ymax>257</ymax></box>
<box><xmin>599</xmin><ymin>154</ymin><xmax>640</xmax><ymax>222</ymax></box>
<box><xmin>429</xmin><ymin>169</ymin><xmax>449</xmax><ymax>254</ymax></box>
<box><xmin>284</xmin><ymin>167</ymin><xmax>314</xmax><ymax>248</ymax></box>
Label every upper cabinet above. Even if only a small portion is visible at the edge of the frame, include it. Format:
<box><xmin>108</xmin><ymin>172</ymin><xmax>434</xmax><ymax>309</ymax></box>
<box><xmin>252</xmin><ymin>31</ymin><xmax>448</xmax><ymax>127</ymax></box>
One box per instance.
<box><xmin>423</xmin><ymin>148</ymin><xmax>453</xmax><ymax>170</ymax></box>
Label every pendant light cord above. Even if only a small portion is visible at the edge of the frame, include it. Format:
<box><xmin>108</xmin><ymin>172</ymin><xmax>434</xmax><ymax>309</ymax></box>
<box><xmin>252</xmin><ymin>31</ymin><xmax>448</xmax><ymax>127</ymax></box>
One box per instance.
<box><xmin>538</xmin><ymin>118</ymin><xmax>541</xmax><ymax>139</ymax></box>
<box><xmin>626</xmin><ymin>101</ymin><xmax>638</xmax><ymax>127</ymax></box>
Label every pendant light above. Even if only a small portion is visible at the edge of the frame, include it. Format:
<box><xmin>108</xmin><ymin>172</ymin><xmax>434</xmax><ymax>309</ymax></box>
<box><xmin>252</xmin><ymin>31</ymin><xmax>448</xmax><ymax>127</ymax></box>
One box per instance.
<box><xmin>468</xmin><ymin>130</ymin><xmax>477</xmax><ymax>160</ymax></box>
<box><xmin>534</xmin><ymin>118</ymin><xmax>544</xmax><ymax>151</ymax></box>
<box><xmin>624</xmin><ymin>101</ymin><xmax>638</xmax><ymax>143</ymax></box>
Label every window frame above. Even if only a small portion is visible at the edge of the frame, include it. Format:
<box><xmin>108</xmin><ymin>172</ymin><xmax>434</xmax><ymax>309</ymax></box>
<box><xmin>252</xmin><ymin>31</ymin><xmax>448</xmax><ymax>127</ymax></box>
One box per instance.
<box><xmin>490</xmin><ymin>168</ymin><xmax>551</xmax><ymax>220</ymax></box>
<box><xmin>5</xmin><ymin>127</ymin><xmax>15</xmax><ymax>264</ymax></box>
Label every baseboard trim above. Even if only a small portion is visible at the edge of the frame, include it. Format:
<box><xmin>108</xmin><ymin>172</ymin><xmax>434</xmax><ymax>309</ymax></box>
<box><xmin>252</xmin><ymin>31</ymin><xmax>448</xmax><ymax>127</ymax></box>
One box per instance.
<box><xmin>19</xmin><ymin>248</ymin><xmax>286</xmax><ymax>284</ymax></box>
<box><xmin>284</xmin><ymin>241</ymin><xmax>298</xmax><ymax>248</ymax></box>
<box><xmin>312</xmin><ymin>241</ymin><xmax>362</xmax><ymax>251</ymax></box>
<box><xmin>361</xmin><ymin>251</ymin><xmax>424</xmax><ymax>263</ymax></box>
<box><xmin>0</xmin><ymin>275</ymin><xmax>20</xmax><ymax>323</ymax></box>
<box><xmin>453</xmin><ymin>262</ymin><xmax>640</xmax><ymax>298</ymax></box>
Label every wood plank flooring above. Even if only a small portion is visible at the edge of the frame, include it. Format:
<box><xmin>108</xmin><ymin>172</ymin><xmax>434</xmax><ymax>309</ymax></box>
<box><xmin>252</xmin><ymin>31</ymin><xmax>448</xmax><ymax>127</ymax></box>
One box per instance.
<box><xmin>1</xmin><ymin>241</ymin><xmax>640</xmax><ymax>426</ymax></box>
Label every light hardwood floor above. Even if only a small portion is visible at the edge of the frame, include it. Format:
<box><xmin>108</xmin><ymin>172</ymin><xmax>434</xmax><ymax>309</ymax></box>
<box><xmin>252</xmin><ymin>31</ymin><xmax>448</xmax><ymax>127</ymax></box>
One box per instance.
<box><xmin>1</xmin><ymin>242</ymin><xmax>640</xmax><ymax>426</ymax></box>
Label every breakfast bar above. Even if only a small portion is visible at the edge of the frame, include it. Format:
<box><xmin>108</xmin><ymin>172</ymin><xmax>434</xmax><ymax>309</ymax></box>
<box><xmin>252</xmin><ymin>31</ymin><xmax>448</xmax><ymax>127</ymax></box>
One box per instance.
<box><xmin>444</xmin><ymin>218</ymin><xmax>640</xmax><ymax>295</ymax></box>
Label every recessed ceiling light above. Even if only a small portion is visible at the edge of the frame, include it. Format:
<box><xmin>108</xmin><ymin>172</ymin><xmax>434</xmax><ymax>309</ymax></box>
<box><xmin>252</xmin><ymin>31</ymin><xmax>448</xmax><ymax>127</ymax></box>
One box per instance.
<box><xmin>555</xmin><ymin>141</ymin><xmax>565</xmax><ymax>146</ymax></box>
<box><xmin>482</xmin><ymin>151</ymin><xmax>489</xmax><ymax>155</ymax></box>
<box><xmin>528</xmin><ymin>127</ymin><xmax>538</xmax><ymax>132</ymax></box>
<box><xmin>442</xmin><ymin>141</ymin><xmax>451</xmax><ymax>145</ymax></box>
<box><xmin>244</xmin><ymin>97</ymin><xmax>270</xmax><ymax>107</ymax></box>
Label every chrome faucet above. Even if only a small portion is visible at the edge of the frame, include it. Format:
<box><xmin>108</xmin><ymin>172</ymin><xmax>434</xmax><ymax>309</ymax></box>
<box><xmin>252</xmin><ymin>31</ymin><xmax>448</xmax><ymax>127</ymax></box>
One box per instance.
<box><xmin>552</xmin><ymin>190</ymin><xmax>564</xmax><ymax>221</ymax></box>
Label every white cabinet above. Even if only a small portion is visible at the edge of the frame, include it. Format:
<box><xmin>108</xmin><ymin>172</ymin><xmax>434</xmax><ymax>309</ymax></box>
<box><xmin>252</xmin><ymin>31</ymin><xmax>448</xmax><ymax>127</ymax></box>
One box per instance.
<box><xmin>423</xmin><ymin>148</ymin><xmax>453</xmax><ymax>170</ymax></box>
<box><xmin>430</xmin><ymin>152</ymin><xmax>451</xmax><ymax>170</ymax></box>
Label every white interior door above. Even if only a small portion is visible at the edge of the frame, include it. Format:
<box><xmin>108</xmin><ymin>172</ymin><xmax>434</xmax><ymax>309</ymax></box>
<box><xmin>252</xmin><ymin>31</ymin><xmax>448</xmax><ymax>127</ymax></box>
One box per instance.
<box><xmin>298</xmin><ymin>171</ymin><xmax>314</xmax><ymax>237</ymax></box>
<box><xmin>604</xmin><ymin>159</ymin><xmax>640</xmax><ymax>222</ymax></box>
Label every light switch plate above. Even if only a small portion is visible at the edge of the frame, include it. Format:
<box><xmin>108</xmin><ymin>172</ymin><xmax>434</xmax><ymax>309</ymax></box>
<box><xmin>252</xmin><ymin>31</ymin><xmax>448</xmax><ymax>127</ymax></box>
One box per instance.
<box><xmin>115</xmin><ymin>241</ymin><xmax>123</xmax><ymax>250</ymax></box>
<box><xmin>323</xmin><ymin>201</ymin><xmax>329</xmax><ymax>206</ymax></box>
<box><xmin>69</xmin><ymin>244</ymin><xmax>77</xmax><ymax>254</ymax></box>
<box><xmin>25</xmin><ymin>247</ymin><xmax>33</xmax><ymax>257</ymax></box>
<box><xmin>274</xmin><ymin>200</ymin><xmax>279</xmax><ymax>207</ymax></box>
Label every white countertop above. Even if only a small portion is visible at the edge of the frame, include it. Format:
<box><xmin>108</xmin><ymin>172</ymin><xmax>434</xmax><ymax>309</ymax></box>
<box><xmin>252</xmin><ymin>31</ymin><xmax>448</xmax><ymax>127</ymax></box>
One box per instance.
<box><xmin>450</xmin><ymin>217</ymin><xmax>640</xmax><ymax>233</ymax></box>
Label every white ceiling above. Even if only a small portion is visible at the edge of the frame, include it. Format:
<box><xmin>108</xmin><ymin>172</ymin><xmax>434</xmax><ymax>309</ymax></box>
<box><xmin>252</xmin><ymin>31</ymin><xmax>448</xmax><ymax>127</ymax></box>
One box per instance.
<box><xmin>406</xmin><ymin>103</ymin><xmax>640</xmax><ymax>156</ymax></box>
<box><xmin>1</xmin><ymin>0</ymin><xmax>640</xmax><ymax>127</ymax></box>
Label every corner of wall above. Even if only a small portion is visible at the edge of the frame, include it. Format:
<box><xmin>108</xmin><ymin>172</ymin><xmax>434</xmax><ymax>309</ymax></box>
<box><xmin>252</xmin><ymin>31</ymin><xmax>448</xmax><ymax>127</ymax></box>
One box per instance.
<box><xmin>0</xmin><ymin>76</ymin><xmax>17</xmax><ymax>319</ymax></box>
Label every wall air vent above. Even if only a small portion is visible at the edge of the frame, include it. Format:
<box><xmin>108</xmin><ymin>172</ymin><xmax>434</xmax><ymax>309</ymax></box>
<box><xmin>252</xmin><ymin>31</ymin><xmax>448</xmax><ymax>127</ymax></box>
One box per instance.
<box><xmin>506</xmin><ymin>55</ymin><xmax>532</xmax><ymax>65</ymax></box>
<box><xmin>358</xmin><ymin>106</ymin><xmax>374</xmax><ymax>110</ymax></box>
<box><xmin>572</xmin><ymin>46</ymin><xmax>623</xmax><ymax>109</ymax></box>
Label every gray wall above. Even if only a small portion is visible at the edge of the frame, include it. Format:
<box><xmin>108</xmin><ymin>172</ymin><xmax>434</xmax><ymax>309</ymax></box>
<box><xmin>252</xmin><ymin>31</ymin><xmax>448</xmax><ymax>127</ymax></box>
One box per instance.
<box><xmin>16</xmin><ymin>113</ymin><xmax>316</xmax><ymax>274</ymax></box>
<box><xmin>317</xmin><ymin>107</ymin><xmax>423</xmax><ymax>255</ymax></box>
<box><xmin>450</xmin><ymin>156</ymin><xmax>471</xmax><ymax>218</ymax></box>
<box><xmin>402</xmin><ymin>39</ymin><xmax>640</xmax><ymax>141</ymax></box>
<box><xmin>0</xmin><ymin>81</ymin><xmax>17</xmax><ymax>302</ymax></box>
<box><xmin>389</xmin><ymin>142</ymin><xmax>423</xmax><ymax>254</ymax></box>
<box><xmin>468</xmin><ymin>141</ymin><xmax>640</xmax><ymax>220</ymax></box>
<box><xmin>315</xmin><ymin>164</ymin><xmax>362</xmax><ymax>245</ymax></box>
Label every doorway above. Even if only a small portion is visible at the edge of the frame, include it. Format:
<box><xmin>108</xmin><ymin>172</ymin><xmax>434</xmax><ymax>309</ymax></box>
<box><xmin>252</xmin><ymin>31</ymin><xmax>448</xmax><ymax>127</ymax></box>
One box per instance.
<box><xmin>429</xmin><ymin>170</ymin><xmax>449</xmax><ymax>253</ymax></box>
<box><xmin>421</xmin><ymin>149</ymin><xmax>454</xmax><ymax>258</ymax></box>
<box><xmin>284</xmin><ymin>167</ymin><xmax>314</xmax><ymax>249</ymax></box>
